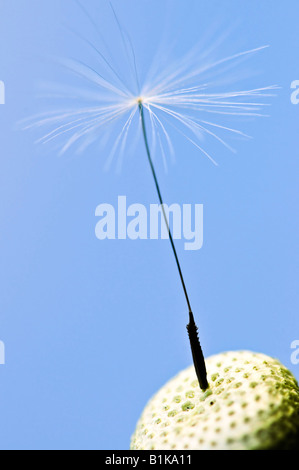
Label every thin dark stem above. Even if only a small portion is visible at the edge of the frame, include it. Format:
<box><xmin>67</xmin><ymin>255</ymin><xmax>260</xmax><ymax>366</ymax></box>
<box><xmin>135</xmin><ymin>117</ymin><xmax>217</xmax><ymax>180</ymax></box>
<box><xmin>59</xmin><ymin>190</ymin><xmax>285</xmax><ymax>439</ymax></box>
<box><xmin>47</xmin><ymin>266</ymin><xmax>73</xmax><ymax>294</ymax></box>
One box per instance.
<box><xmin>139</xmin><ymin>102</ymin><xmax>209</xmax><ymax>390</ymax></box>
<box><xmin>139</xmin><ymin>103</ymin><xmax>192</xmax><ymax>313</ymax></box>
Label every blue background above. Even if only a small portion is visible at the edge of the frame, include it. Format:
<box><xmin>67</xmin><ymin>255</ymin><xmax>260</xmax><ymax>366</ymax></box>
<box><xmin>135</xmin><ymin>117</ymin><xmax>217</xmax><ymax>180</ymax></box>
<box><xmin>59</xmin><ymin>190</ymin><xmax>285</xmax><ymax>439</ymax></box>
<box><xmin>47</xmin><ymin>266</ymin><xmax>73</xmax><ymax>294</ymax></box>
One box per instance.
<box><xmin>0</xmin><ymin>0</ymin><xmax>298</xmax><ymax>450</ymax></box>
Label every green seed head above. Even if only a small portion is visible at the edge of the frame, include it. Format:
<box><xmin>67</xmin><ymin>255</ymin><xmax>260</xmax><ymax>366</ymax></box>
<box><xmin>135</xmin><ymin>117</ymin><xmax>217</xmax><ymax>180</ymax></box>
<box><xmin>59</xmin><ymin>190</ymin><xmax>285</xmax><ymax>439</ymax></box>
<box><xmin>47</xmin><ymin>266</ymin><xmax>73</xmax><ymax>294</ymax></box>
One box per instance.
<box><xmin>131</xmin><ymin>351</ymin><xmax>299</xmax><ymax>450</ymax></box>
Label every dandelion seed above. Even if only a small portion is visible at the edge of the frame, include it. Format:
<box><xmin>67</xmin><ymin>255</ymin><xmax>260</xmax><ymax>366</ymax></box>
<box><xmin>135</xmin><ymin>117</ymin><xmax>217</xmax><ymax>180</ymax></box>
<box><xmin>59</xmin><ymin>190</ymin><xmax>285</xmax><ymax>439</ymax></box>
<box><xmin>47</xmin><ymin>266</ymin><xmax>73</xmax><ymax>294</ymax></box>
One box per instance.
<box><xmin>22</xmin><ymin>3</ymin><xmax>276</xmax><ymax>390</ymax></box>
<box><xmin>23</xmin><ymin>37</ymin><xmax>277</xmax><ymax>167</ymax></box>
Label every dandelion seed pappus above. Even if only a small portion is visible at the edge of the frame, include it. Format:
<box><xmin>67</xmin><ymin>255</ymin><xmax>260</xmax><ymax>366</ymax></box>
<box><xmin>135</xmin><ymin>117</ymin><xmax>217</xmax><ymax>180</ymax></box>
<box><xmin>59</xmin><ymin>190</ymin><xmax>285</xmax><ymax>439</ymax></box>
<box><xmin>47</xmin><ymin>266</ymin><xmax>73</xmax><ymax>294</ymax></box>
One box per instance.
<box><xmin>22</xmin><ymin>5</ymin><xmax>277</xmax><ymax>170</ymax></box>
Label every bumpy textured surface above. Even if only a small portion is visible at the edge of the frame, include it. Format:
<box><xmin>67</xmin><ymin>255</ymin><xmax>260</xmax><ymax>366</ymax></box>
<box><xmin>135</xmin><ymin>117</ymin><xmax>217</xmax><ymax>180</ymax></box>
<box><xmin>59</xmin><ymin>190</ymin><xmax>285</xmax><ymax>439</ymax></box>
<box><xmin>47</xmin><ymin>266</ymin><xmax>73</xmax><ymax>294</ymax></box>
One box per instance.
<box><xmin>131</xmin><ymin>351</ymin><xmax>299</xmax><ymax>450</ymax></box>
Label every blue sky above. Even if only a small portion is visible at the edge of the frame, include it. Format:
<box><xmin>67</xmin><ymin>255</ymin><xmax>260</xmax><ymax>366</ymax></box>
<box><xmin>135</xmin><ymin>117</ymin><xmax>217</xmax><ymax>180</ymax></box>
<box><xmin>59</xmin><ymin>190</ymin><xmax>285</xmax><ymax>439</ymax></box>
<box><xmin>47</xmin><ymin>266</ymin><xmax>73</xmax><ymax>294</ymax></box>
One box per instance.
<box><xmin>0</xmin><ymin>0</ymin><xmax>298</xmax><ymax>450</ymax></box>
